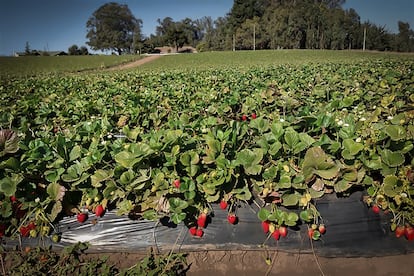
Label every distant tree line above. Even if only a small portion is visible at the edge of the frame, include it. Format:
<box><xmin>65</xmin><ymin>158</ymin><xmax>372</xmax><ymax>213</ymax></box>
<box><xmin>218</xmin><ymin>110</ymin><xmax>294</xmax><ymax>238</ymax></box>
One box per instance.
<box><xmin>85</xmin><ymin>1</ymin><xmax>414</xmax><ymax>54</ymax></box>
<box><xmin>68</xmin><ymin>45</ymin><xmax>89</xmax><ymax>55</ymax></box>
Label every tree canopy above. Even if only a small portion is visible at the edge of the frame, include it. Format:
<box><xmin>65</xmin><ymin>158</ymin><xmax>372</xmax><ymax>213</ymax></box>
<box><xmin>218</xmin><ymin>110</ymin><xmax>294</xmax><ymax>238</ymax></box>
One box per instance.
<box><xmin>144</xmin><ymin>0</ymin><xmax>413</xmax><ymax>53</ymax></box>
<box><xmin>86</xmin><ymin>2</ymin><xmax>142</xmax><ymax>55</ymax></box>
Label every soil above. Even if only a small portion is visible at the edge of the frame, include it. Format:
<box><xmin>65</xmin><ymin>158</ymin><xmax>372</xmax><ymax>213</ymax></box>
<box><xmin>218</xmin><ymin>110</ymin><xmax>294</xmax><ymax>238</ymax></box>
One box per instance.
<box><xmin>86</xmin><ymin>250</ymin><xmax>414</xmax><ymax>276</ymax></box>
<box><xmin>106</xmin><ymin>54</ymin><xmax>162</xmax><ymax>71</ymax></box>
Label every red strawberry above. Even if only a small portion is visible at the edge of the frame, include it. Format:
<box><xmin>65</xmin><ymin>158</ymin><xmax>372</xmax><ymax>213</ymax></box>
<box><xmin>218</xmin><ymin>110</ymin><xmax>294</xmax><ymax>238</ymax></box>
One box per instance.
<box><xmin>173</xmin><ymin>179</ymin><xmax>180</xmax><ymax>188</ymax></box>
<box><xmin>219</xmin><ymin>200</ymin><xmax>228</xmax><ymax>210</ymax></box>
<box><xmin>251</xmin><ymin>113</ymin><xmax>257</xmax><ymax>119</ymax></box>
<box><xmin>95</xmin><ymin>205</ymin><xmax>105</xmax><ymax>217</ymax></box>
<box><xmin>20</xmin><ymin>226</ymin><xmax>30</xmax><ymax>237</ymax></box>
<box><xmin>318</xmin><ymin>224</ymin><xmax>326</xmax><ymax>235</ymax></box>
<box><xmin>27</xmin><ymin>221</ymin><xmax>36</xmax><ymax>230</ymax></box>
<box><xmin>189</xmin><ymin>226</ymin><xmax>197</xmax><ymax>236</ymax></box>
<box><xmin>405</xmin><ymin>226</ymin><xmax>414</xmax><ymax>241</ymax></box>
<box><xmin>395</xmin><ymin>226</ymin><xmax>405</xmax><ymax>238</ymax></box>
<box><xmin>308</xmin><ymin>228</ymin><xmax>314</xmax><ymax>239</ymax></box>
<box><xmin>241</xmin><ymin>115</ymin><xmax>247</xmax><ymax>121</ymax></box>
<box><xmin>279</xmin><ymin>226</ymin><xmax>288</xmax><ymax>237</ymax></box>
<box><xmin>77</xmin><ymin>212</ymin><xmax>88</xmax><ymax>223</ymax></box>
<box><xmin>10</xmin><ymin>195</ymin><xmax>17</xmax><ymax>203</ymax></box>
<box><xmin>272</xmin><ymin>229</ymin><xmax>280</xmax><ymax>240</ymax></box>
<box><xmin>262</xmin><ymin>221</ymin><xmax>270</xmax><ymax>233</ymax></box>
<box><xmin>227</xmin><ymin>214</ymin><xmax>237</xmax><ymax>225</ymax></box>
<box><xmin>0</xmin><ymin>224</ymin><xmax>6</xmax><ymax>238</ymax></box>
<box><xmin>197</xmin><ymin>213</ymin><xmax>207</xmax><ymax>228</ymax></box>
<box><xmin>196</xmin><ymin>228</ymin><xmax>204</xmax><ymax>237</ymax></box>
<box><xmin>372</xmin><ymin>205</ymin><xmax>380</xmax><ymax>214</ymax></box>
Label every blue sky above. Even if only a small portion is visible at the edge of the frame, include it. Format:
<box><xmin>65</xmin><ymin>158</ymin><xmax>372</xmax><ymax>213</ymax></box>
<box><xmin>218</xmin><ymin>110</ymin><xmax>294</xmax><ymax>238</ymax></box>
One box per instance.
<box><xmin>0</xmin><ymin>0</ymin><xmax>413</xmax><ymax>56</ymax></box>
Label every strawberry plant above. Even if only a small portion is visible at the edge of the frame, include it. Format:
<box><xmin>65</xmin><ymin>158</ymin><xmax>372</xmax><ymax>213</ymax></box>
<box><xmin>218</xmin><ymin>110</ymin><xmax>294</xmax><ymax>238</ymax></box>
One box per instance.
<box><xmin>0</xmin><ymin>56</ymin><xmax>413</xmax><ymax>245</ymax></box>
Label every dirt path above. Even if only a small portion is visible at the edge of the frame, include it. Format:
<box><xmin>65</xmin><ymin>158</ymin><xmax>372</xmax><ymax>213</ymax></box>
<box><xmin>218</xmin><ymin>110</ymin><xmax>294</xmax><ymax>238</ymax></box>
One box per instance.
<box><xmin>106</xmin><ymin>54</ymin><xmax>162</xmax><ymax>71</ymax></box>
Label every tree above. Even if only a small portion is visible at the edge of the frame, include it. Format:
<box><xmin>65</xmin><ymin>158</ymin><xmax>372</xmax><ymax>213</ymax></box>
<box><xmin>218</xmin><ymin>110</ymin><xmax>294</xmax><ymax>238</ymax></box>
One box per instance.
<box><xmin>68</xmin><ymin>44</ymin><xmax>79</xmax><ymax>55</ymax></box>
<box><xmin>396</xmin><ymin>21</ymin><xmax>414</xmax><ymax>52</ymax></box>
<box><xmin>86</xmin><ymin>2</ymin><xmax>142</xmax><ymax>55</ymax></box>
<box><xmin>79</xmin><ymin>46</ymin><xmax>89</xmax><ymax>55</ymax></box>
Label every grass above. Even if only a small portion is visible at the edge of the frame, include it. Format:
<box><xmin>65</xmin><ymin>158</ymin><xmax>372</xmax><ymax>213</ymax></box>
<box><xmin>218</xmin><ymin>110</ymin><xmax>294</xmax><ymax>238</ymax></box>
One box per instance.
<box><xmin>1</xmin><ymin>50</ymin><xmax>413</xmax><ymax>79</ymax></box>
<box><xmin>136</xmin><ymin>50</ymin><xmax>414</xmax><ymax>72</ymax></box>
<box><xmin>0</xmin><ymin>54</ymin><xmax>142</xmax><ymax>78</ymax></box>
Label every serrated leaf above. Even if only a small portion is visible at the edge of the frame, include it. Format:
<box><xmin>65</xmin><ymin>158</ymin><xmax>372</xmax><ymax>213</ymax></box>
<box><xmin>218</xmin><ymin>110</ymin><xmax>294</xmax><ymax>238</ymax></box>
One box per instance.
<box><xmin>383</xmin><ymin>175</ymin><xmax>402</xmax><ymax>197</ymax></box>
<box><xmin>334</xmin><ymin>180</ymin><xmax>352</xmax><ymax>193</ymax></box>
<box><xmin>281</xmin><ymin>193</ymin><xmax>299</xmax><ymax>206</ymax></box>
<box><xmin>381</xmin><ymin>149</ymin><xmax>404</xmax><ymax>167</ymax></box>
<box><xmin>258</xmin><ymin>208</ymin><xmax>271</xmax><ymax>221</ymax></box>
<box><xmin>343</xmin><ymin>139</ymin><xmax>364</xmax><ymax>156</ymax></box>
<box><xmin>262</xmin><ymin>165</ymin><xmax>278</xmax><ymax>180</ymax></box>
<box><xmin>384</xmin><ymin>125</ymin><xmax>406</xmax><ymax>141</ymax></box>
<box><xmin>69</xmin><ymin>145</ymin><xmax>82</xmax><ymax>161</ymax></box>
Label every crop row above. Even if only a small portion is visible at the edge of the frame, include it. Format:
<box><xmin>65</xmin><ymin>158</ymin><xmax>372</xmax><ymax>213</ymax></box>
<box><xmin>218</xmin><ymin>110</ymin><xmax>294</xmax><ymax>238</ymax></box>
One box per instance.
<box><xmin>0</xmin><ymin>60</ymin><xmax>413</xmax><ymax>242</ymax></box>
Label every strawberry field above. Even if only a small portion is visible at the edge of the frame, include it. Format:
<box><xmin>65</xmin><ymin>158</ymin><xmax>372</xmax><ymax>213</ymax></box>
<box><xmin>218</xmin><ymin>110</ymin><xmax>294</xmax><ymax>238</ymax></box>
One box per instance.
<box><xmin>1</xmin><ymin>51</ymin><xmax>414</xmax><ymax>257</ymax></box>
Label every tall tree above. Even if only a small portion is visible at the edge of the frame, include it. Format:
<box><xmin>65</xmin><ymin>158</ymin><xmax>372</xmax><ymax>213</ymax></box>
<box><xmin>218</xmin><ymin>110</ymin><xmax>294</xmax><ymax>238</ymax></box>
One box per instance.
<box><xmin>86</xmin><ymin>2</ymin><xmax>142</xmax><ymax>55</ymax></box>
<box><xmin>396</xmin><ymin>21</ymin><xmax>414</xmax><ymax>52</ymax></box>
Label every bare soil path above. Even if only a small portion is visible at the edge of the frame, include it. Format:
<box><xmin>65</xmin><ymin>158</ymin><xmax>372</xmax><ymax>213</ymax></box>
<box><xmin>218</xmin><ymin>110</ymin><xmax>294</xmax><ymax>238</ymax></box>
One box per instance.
<box><xmin>106</xmin><ymin>54</ymin><xmax>162</xmax><ymax>71</ymax></box>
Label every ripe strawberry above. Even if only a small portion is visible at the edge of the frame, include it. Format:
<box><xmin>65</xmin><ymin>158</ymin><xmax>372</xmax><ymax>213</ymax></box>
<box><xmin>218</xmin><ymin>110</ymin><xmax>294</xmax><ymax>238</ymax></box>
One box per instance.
<box><xmin>308</xmin><ymin>228</ymin><xmax>314</xmax><ymax>239</ymax></box>
<box><xmin>279</xmin><ymin>226</ymin><xmax>288</xmax><ymax>237</ymax></box>
<box><xmin>241</xmin><ymin>115</ymin><xmax>248</xmax><ymax>121</ymax></box>
<box><xmin>10</xmin><ymin>195</ymin><xmax>17</xmax><ymax>203</ymax></box>
<box><xmin>405</xmin><ymin>226</ymin><xmax>414</xmax><ymax>241</ymax></box>
<box><xmin>77</xmin><ymin>212</ymin><xmax>88</xmax><ymax>223</ymax></box>
<box><xmin>189</xmin><ymin>226</ymin><xmax>197</xmax><ymax>236</ymax></box>
<box><xmin>219</xmin><ymin>200</ymin><xmax>228</xmax><ymax>210</ymax></box>
<box><xmin>227</xmin><ymin>214</ymin><xmax>237</xmax><ymax>225</ymax></box>
<box><xmin>395</xmin><ymin>226</ymin><xmax>405</xmax><ymax>238</ymax></box>
<box><xmin>0</xmin><ymin>224</ymin><xmax>6</xmax><ymax>238</ymax></box>
<box><xmin>173</xmin><ymin>179</ymin><xmax>180</xmax><ymax>188</ymax></box>
<box><xmin>27</xmin><ymin>221</ymin><xmax>36</xmax><ymax>230</ymax></box>
<box><xmin>20</xmin><ymin>226</ymin><xmax>30</xmax><ymax>237</ymax></box>
<box><xmin>196</xmin><ymin>228</ymin><xmax>204</xmax><ymax>237</ymax></box>
<box><xmin>262</xmin><ymin>221</ymin><xmax>270</xmax><ymax>233</ymax></box>
<box><xmin>372</xmin><ymin>205</ymin><xmax>380</xmax><ymax>214</ymax></box>
<box><xmin>197</xmin><ymin>213</ymin><xmax>207</xmax><ymax>228</ymax></box>
<box><xmin>251</xmin><ymin>113</ymin><xmax>257</xmax><ymax>119</ymax></box>
<box><xmin>272</xmin><ymin>229</ymin><xmax>280</xmax><ymax>240</ymax></box>
<box><xmin>95</xmin><ymin>204</ymin><xmax>105</xmax><ymax>217</ymax></box>
<box><xmin>318</xmin><ymin>224</ymin><xmax>326</xmax><ymax>235</ymax></box>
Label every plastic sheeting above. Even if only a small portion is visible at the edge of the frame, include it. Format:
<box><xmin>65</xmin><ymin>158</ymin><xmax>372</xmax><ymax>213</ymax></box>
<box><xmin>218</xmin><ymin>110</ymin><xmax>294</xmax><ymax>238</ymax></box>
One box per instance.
<box><xmin>3</xmin><ymin>191</ymin><xmax>414</xmax><ymax>257</ymax></box>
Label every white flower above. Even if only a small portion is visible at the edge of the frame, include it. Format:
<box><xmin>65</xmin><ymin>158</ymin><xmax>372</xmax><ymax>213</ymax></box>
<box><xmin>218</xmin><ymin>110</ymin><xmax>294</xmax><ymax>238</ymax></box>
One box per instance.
<box><xmin>401</xmin><ymin>193</ymin><xmax>408</xmax><ymax>198</ymax></box>
<box><xmin>35</xmin><ymin>197</ymin><xmax>40</xmax><ymax>203</ymax></box>
<box><xmin>343</xmin><ymin>123</ymin><xmax>350</xmax><ymax>127</ymax></box>
<box><xmin>360</xmin><ymin>117</ymin><xmax>366</xmax><ymax>122</ymax></box>
<box><xmin>107</xmin><ymin>134</ymin><xmax>113</xmax><ymax>139</ymax></box>
<box><xmin>101</xmin><ymin>140</ymin><xmax>107</xmax><ymax>145</ymax></box>
<box><xmin>387</xmin><ymin>116</ymin><xmax>393</xmax><ymax>120</ymax></box>
<box><xmin>337</xmin><ymin>120</ymin><xmax>344</xmax><ymax>126</ymax></box>
<box><xmin>279</xmin><ymin>118</ymin><xmax>285</xmax><ymax>122</ymax></box>
<box><xmin>356</xmin><ymin>137</ymin><xmax>362</xmax><ymax>143</ymax></box>
<box><xmin>372</xmin><ymin>105</ymin><xmax>376</xmax><ymax>109</ymax></box>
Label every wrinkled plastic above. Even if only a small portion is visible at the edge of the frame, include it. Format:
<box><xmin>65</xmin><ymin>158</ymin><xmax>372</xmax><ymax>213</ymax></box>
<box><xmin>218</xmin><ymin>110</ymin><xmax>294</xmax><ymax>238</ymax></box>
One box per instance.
<box><xmin>3</xmin><ymin>191</ymin><xmax>414</xmax><ymax>257</ymax></box>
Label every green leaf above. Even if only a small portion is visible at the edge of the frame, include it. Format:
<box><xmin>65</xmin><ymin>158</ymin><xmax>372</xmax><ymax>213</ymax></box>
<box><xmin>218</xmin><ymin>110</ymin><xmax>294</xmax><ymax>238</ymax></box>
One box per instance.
<box><xmin>277</xmin><ymin>174</ymin><xmax>291</xmax><ymax>189</ymax></box>
<box><xmin>381</xmin><ymin>149</ymin><xmax>405</xmax><ymax>167</ymax></box>
<box><xmin>384</xmin><ymin>125</ymin><xmax>406</xmax><ymax>141</ymax></box>
<box><xmin>48</xmin><ymin>201</ymin><xmax>62</xmax><ymax>222</ymax></box>
<box><xmin>281</xmin><ymin>193</ymin><xmax>299</xmax><ymax>206</ymax></box>
<box><xmin>142</xmin><ymin>209</ymin><xmax>157</xmax><ymax>220</ymax></box>
<box><xmin>334</xmin><ymin>180</ymin><xmax>352</xmax><ymax>193</ymax></box>
<box><xmin>236</xmin><ymin>148</ymin><xmax>263</xmax><ymax>175</ymax></box>
<box><xmin>168</xmin><ymin>197</ymin><xmax>188</xmax><ymax>211</ymax></box>
<box><xmin>284</xmin><ymin>128</ymin><xmax>300</xmax><ymax>149</ymax></box>
<box><xmin>269</xmin><ymin>141</ymin><xmax>282</xmax><ymax>156</ymax></box>
<box><xmin>0</xmin><ymin>175</ymin><xmax>21</xmax><ymax>196</ymax></box>
<box><xmin>44</xmin><ymin>168</ymin><xmax>65</xmax><ymax>183</ymax></box>
<box><xmin>271</xmin><ymin>122</ymin><xmax>284</xmax><ymax>139</ymax></box>
<box><xmin>342</xmin><ymin>139</ymin><xmax>364</xmax><ymax>156</ymax></box>
<box><xmin>47</xmin><ymin>182</ymin><xmax>64</xmax><ymax>201</ymax></box>
<box><xmin>383</xmin><ymin>175</ymin><xmax>402</xmax><ymax>197</ymax></box>
<box><xmin>302</xmin><ymin>147</ymin><xmax>339</xmax><ymax>181</ymax></box>
<box><xmin>299</xmin><ymin>132</ymin><xmax>316</xmax><ymax>147</ymax></box>
<box><xmin>69</xmin><ymin>145</ymin><xmax>82</xmax><ymax>161</ymax></box>
<box><xmin>285</xmin><ymin>212</ymin><xmax>299</xmax><ymax>226</ymax></box>
<box><xmin>257</xmin><ymin>208</ymin><xmax>271</xmax><ymax>221</ymax></box>
<box><xmin>171</xmin><ymin>212</ymin><xmax>186</xmax><ymax>225</ymax></box>
<box><xmin>299</xmin><ymin>210</ymin><xmax>313</xmax><ymax>222</ymax></box>
<box><xmin>262</xmin><ymin>165</ymin><xmax>277</xmax><ymax>180</ymax></box>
